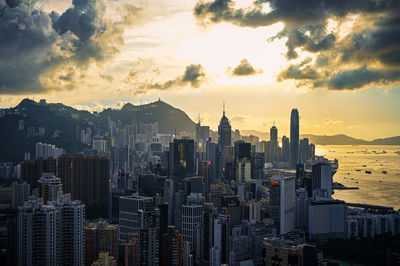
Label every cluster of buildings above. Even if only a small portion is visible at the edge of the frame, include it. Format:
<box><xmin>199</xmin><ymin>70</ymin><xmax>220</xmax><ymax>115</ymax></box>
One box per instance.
<box><xmin>0</xmin><ymin>104</ymin><xmax>399</xmax><ymax>266</ymax></box>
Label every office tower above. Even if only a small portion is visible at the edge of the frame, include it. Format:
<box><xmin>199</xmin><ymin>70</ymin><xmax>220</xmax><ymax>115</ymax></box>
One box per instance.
<box><xmin>270</xmin><ymin>125</ymin><xmax>278</xmax><ymax>162</ymax></box>
<box><xmin>308</xmin><ymin>200</ymin><xmax>347</xmax><ymax>241</ymax></box>
<box><xmin>237</xmin><ymin>159</ymin><xmax>251</xmax><ymax>184</ymax></box>
<box><xmin>281</xmin><ymin>135</ymin><xmax>290</xmax><ymax>163</ymax></box>
<box><xmin>295</xmin><ymin>188</ymin><xmax>310</xmax><ymax>230</ymax></box>
<box><xmin>39</xmin><ymin>173</ymin><xmax>62</xmax><ymax>204</ymax></box>
<box><xmin>187</xmin><ymin>193</ymin><xmax>203</xmax><ymax>205</ymax></box>
<box><xmin>182</xmin><ymin>204</ymin><xmax>203</xmax><ymax>263</ymax></box>
<box><xmin>182</xmin><ymin>242</ymin><xmax>193</xmax><ymax>266</ymax></box>
<box><xmin>11</xmin><ymin>182</ymin><xmax>30</xmax><ymax>209</ymax></box>
<box><xmin>248</xmin><ymin>200</ymin><xmax>261</xmax><ymax>223</ymax></box>
<box><xmin>118</xmin><ymin>195</ymin><xmax>154</xmax><ymax>242</ymax></box>
<box><xmin>137</xmin><ymin>208</ymin><xmax>160</xmax><ymax>266</ymax></box>
<box><xmin>169</xmin><ymin>139</ymin><xmax>195</xmax><ymax>188</ymax></box>
<box><xmin>174</xmin><ymin>191</ymin><xmax>185</xmax><ymax>230</ymax></box>
<box><xmin>251</xmin><ymin>152</ymin><xmax>264</xmax><ymax>180</ymax></box>
<box><xmin>57</xmin><ymin>155</ymin><xmax>109</xmax><ymax>202</ymax></box>
<box><xmin>309</xmin><ymin>143</ymin><xmax>316</xmax><ymax>160</ymax></box>
<box><xmin>85</xmin><ymin>221</ymin><xmax>119</xmax><ymax>266</ymax></box>
<box><xmin>202</xmin><ymin>203</ymin><xmax>218</xmax><ymax>265</ymax></box>
<box><xmin>161</xmin><ymin>226</ymin><xmax>182</xmax><ymax>266</ymax></box>
<box><xmin>163</xmin><ymin>179</ymin><xmax>174</xmax><ymax>225</ymax></box>
<box><xmin>270</xmin><ymin>175</ymin><xmax>296</xmax><ymax>235</ymax></box>
<box><xmin>20</xmin><ymin>157</ymin><xmax>56</xmax><ymax>191</ymax></box>
<box><xmin>312</xmin><ymin>162</ymin><xmax>333</xmax><ymax>198</ymax></box>
<box><xmin>232</xmin><ymin>235</ymin><xmax>250</xmax><ymax>263</ymax></box>
<box><xmin>218</xmin><ymin>105</ymin><xmax>232</xmax><ymax>151</ymax></box>
<box><xmin>248</xmin><ymin>222</ymin><xmax>274</xmax><ymax>265</ymax></box>
<box><xmin>91</xmin><ymin>252</ymin><xmax>117</xmax><ymax>266</ymax></box>
<box><xmin>199</xmin><ymin>161</ymin><xmax>211</xmax><ymax>201</ymax></box>
<box><xmin>18</xmin><ymin>193</ymin><xmax>85</xmax><ymax>266</ymax></box>
<box><xmin>234</xmin><ymin>141</ymin><xmax>251</xmax><ymax>162</ymax></box>
<box><xmin>213</xmin><ymin>214</ymin><xmax>230</xmax><ymax>264</ymax></box>
<box><xmin>264</xmin><ymin>238</ymin><xmax>317</xmax><ymax>266</ymax></box>
<box><xmin>210</xmin><ymin>247</ymin><xmax>220</xmax><ymax>266</ymax></box>
<box><xmin>183</xmin><ymin>176</ymin><xmax>205</xmax><ymax>198</ymax></box>
<box><xmin>206</xmin><ymin>141</ymin><xmax>218</xmax><ymax>183</ymax></box>
<box><xmin>300</xmin><ymin>138</ymin><xmax>309</xmax><ymax>161</ymax></box>
<box><xmin>234</xmin><ymin>140</ymin><xmax>251</xmax><ymax>179</ymax></box>
<box><xmin>222</xmin><ymin>146</ymin><xmax>234</xmax><ymax>181</ymax></box>
<box><xmin>296</xmin><ymin>159</ymin><xmax>305</xmax><ymax>188</ymax></box>
<box><xmin>290</xmin><ymin>108</ymin><xmax>300</xmax><ymax>167</ymax></box>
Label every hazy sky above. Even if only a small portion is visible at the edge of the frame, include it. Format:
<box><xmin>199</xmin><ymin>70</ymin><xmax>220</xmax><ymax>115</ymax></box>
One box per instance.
<box><xmin>0</xmin><ymin>0</ymin><xmax>399</xmax><ymax>140</ymax></box>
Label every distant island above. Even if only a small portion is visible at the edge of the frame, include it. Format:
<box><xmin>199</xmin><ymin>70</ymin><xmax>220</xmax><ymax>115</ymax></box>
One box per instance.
<box><xmin>241</xmin><ymin>130</ymin><xmax>400</xmax><ymax>146</ymax></box>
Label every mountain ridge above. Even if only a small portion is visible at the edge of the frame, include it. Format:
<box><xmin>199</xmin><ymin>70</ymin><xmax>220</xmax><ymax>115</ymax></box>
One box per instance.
<box><xmin>1</xmin><ymin>99</ymin><xmax>399</xmax><ymax>163</ymax></box>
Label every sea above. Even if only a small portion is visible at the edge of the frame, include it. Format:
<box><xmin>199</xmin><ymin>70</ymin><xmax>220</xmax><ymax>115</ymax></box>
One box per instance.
<box><xmin>316</xmin><ymin>145</ymin><xmax>400</xmax><ymax>210</ymax></box>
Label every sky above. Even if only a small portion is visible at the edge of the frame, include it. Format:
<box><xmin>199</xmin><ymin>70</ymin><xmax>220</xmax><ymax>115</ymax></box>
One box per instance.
<box><xmin>0</xmin><ymin>0</ymin><xmax>399</xmax><ymax>140</ymax></box>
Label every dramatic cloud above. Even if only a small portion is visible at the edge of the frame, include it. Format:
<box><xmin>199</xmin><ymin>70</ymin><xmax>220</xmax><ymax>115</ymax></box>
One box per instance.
<box><xmin>229</xmin><ymin>59</ymin><xmax>263</xmax><ymax>76</ymax></box>
<box><xmin>132</xmin><ymin>64</ymin><xmax>207</xmax><ymax>94</ymax></box>
<box><xmin>194</xmin><ymin>0</ymin><xmax>400</xmax><ymax>90</ymax></box>
<box><xmin>0</xmin><ymin>0</ymin><xmax>140</xmax><ymax>94</ymax></box>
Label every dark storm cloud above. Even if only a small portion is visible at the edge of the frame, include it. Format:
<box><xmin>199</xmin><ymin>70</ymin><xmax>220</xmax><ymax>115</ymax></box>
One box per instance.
<box><xmin>323</xmin><ymin>67</ymin><xmax>400</xmax><ymax>90</ymax></box>
<box><xmin>133</xmin><ymin>64</ymin><xmax>207</xmax><ymax>94</ymax></box>
<box><xmin>194</xmin><ymin>0</ymin><xmax>400</xmax><ymax>90</ymax></box>
<box><xmin>278</xmin><ymin>58</ymin><xmax>320</xmax><ymax>81</ymax></box>
<box><xmin>0</xmin><ymin>0</ymin><xmax>139</xmax><ymax>94</ymax></box>
<box><xmin>230</xmin><ymin>59</ymin><xmax>263</xmax><ymax>76</ymax></box>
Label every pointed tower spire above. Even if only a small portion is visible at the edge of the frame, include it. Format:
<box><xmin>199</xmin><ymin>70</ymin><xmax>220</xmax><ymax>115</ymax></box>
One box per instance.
<box><xmin>223</xmin><ymin>101</ymin><xmax>225</xmax><ymax>116</ymax></box>
<box><xmin>198</xmin><ymin>113</ymin><xmax>201</xmax><ymax>124</ymax></box>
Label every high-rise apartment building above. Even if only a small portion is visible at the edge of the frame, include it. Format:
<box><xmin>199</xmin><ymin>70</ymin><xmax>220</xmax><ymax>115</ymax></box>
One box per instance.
<box><xmin>85</xmin><ymin>221</ymin><xmax>119</xmax><ymax>266</ymax></box>
<box><xmin>17</xmin><ymin>192</ymin><xmax>85</xmax><ymax>266</ymax></box>
<box><xmin>57</xmin><ymin>155</ymin><xmax>109</xmax><ymax>202</ymax></box>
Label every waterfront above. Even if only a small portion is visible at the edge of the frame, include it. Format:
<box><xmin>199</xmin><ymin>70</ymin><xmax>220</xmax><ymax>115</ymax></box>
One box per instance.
<box><xmin>316</xmin><ymin>145</ymin><xmax>400</xmax><ymax>210</ymax></box>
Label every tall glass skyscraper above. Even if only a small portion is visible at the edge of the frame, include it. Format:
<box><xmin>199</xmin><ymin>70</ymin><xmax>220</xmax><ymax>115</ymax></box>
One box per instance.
<box><xmin>290</xmin><ymin>109</ymin><xmax>299</xmax><ymax>167</ymax></box>
<box><xmin>218</xmin><ymin>106</ymin><xmax>231</xmax><ymax>151</ymax></box>
<box><xmin>270</xmin><ymin>125</ymin><xmax>278</xmax><ymax>162</ymax></box>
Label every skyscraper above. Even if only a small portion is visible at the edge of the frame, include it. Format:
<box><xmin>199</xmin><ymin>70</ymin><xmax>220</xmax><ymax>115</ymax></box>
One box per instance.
<box><xmin>17</xmin><ymin>193</ymin><xmax>85</xmax><ymax>266</ymax></box>
<box><xmin>161</xmin><ymin>226</ymin><xmax>182</xmax><ymax>266</ymax></box>
<box><xmin>300</xmin><ymin>138</ymin><xmax>309</xmax><ymax>161</ymax></box>
<box><xmin>85</xmin><ymin>221</ymin><xmax>119</xmax><ymax>266</ymax></box>
<box><xmin>182</xmin><ymin>204</ymin><xmax>203</xmax><ymax>263</ymax></box>
<box><xmin>270</xmin><ymin>175</ymin><xmax>296</xmax><ymax>235</ymax></box>
<box><xmin>169</xmin><ymin>139</ymin><xmax>195</xmax><ymax>188</ymax></box>
<box><xmin>218</xmin><ymin>104</ymin><xmax>231</xmax><ymax>151</ymax></box>
<box><xmin>290</xmin><ymin>109</ymin><xmax>300</xmax><ymax>167</ymax></box>
<box><xmin>57</xmin><ymin>155</ymin><xmax>109</xmax><ymax>202</ymax></box>
<box><xmin>281</xmin><ymin>136</ymin><xmax>290</xmax><ymax>163</ymax></box>
<box><xmin>270</xmin><ymin>125</ymin><xmax>278</xmax><ymax>163</ymax></box>
<box><xmin>119</xmin><ymin>194</ymin><xmax>154</xmax><ymax>242</ymax></box>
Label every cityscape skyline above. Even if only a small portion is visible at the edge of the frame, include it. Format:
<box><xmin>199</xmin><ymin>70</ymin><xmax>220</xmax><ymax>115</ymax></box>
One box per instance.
<box><xmin>0</xmin><ymin>0</ymin><xmax>399</xmax><ymax>140</ymax></box>
<box><xmin>0</xmin><ymin>0</ymin><xmax>400</xmax><ymax>265</ymax></box>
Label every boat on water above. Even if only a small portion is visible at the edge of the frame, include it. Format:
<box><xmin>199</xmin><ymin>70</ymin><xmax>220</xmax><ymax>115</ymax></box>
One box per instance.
<box><xmin>382</xmin><ymin>171</ymin><xmax>387</xmax><ymax>174</ymax></box>
<box><xmin>365</xmin><ymin>170</ymin><xmax>372</xmax><ymax>174</ymax></box>
<box><xmin>356</xmin><ymin>169</ymin><xmax>361</xmax><ymax>172</ymax></box>
<box><xmin>362</xmin><ymin>165</ymin><xmax>367</xmax><ymax>167</ymax></box>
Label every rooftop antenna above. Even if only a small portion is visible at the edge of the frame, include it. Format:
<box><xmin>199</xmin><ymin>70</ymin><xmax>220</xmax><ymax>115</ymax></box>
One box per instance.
<box><xmin>198</xmin><ymin>113</ymin><xmax>200</xmax><ymax>124</ymax></box>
